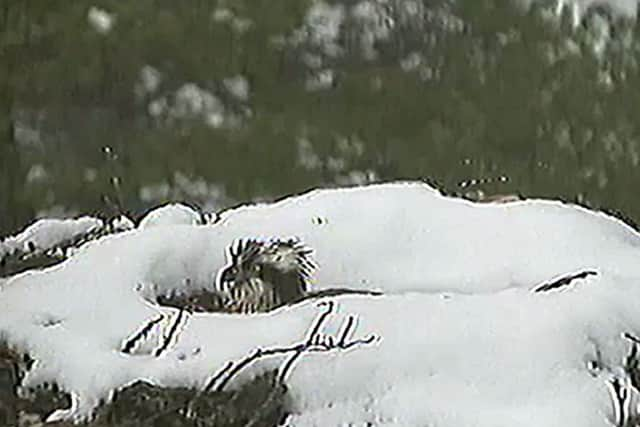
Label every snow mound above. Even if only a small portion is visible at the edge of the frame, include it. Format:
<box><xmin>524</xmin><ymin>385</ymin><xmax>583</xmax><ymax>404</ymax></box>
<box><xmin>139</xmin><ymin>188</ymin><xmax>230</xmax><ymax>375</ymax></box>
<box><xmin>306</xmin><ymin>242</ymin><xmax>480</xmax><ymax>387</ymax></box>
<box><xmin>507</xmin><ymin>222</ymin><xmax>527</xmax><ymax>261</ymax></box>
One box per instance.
<box><xmin>138</xmin><ymin>203</ymin><xmax>202</xmax><ymax>229</ymax></box>
<box><xmin>0</xmin><ymin>217</ymin><xmax>103</xmax><ymax>260</ymax></box>
<box><xmin>214</xmin><ymin>182</ymin><xmax>640</xmax><ymax>294</ymax></box>
<box><xmin>1</xmin><ymin>182</ymin><xmax>640</xmax><ymax>426</ymax></box>
<box><xmin>87</xmin><ymin>6</ymin><xmax>115</xmax><ymax>35</ymax></box>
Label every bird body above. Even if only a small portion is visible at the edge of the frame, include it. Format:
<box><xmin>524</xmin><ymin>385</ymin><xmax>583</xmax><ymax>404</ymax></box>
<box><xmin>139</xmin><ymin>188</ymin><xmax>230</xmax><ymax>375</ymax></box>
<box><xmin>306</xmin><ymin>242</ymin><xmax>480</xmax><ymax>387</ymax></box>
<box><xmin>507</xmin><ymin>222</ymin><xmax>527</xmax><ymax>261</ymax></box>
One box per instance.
<box><xmin>225</xmin><ymin>277</ymin><xmax>279</xmax><ymax>314</ymax></box>
<box><xmin>218</xmin><ymin>238</ymin><xmax>315</xmax><ymax>313</ymax></box>
<box><xmin>159</xmin><ymin>237</ymin><xmax>380</xmax><ymax>315</ymax></box>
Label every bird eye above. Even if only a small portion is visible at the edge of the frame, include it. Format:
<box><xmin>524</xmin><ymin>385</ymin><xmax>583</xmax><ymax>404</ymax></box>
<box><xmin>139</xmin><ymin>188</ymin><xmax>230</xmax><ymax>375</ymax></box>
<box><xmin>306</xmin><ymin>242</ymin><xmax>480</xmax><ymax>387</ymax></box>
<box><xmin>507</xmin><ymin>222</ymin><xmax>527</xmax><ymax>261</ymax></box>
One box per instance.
<box><xmin>220</xmin><ymin>266</ymin><xmax>237</xmax><ymax>284</ymax></box>
<box><xmin>253</xmin><ymin>264</ymin><xmax>261</xmax><ymax>272</ymax></box>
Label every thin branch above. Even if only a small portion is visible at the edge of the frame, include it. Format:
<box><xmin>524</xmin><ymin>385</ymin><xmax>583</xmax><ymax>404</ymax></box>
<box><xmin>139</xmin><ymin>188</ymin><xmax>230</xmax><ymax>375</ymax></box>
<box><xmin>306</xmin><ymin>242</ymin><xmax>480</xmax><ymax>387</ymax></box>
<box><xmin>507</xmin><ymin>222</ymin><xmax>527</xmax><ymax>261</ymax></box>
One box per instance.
<box><xmin>623</xmin><ymin>332</ymin><xmax>640</xmax><ymax>346</ymax></box>
<box><xmin>211</xmin><ymin>300</ymin><xmax>379</xmax><ymax>389</ymax></box>
<box><xmin>277</xmin><ymin>301</ymin><xmax>336</xmax><ymax>383</ymax></box>
<box><xmin>533</xmin><ymin>270</ymin><xmax>598</xmax><ymax>293</ymax></box>
<box><xmin>121</xmin><ymin>314</ymin><xmax>164</xmax><ymax>354</ymax></box>
<box><xmin>203</xmin><ymin>361</ymin><xmax>234</xmax><ymax>393</ymax></box>
<box><xmin>214</xmin><ymin>301</ymin><xmax>336</xmax><ymax>391</ymax></box>
<box><xmin>128</xmin><ymin>300</ymin><xmax>378</xmax><ymax>426</ymax></box>
<box><xmin>154</xmin><ymin>308</ymin><xmax>188</xmax><ymax>357</ymax></box>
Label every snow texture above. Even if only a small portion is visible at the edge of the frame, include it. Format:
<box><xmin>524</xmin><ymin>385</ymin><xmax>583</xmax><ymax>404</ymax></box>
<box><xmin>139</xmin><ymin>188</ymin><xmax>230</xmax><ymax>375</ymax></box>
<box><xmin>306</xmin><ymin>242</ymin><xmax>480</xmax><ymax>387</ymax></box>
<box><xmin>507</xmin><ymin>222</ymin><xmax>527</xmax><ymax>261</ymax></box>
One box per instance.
<box><xmin>0</xmin><ymin>217</ymin><xmax>103</xmax><ymax>260</ymax></box>
<box><xmin>1</xmin><ymin>182</ymin><xmax>640</xmax><ymax>426</ymax></box>
<box><xmin>148</xmin><ymin>83</ymin><xmax>227</xmax><ymax>129</ymax></box>
<box><xmin>87</xmin><ymin>7</ymin><xmax>115</xmax><ymax>34</ymax></box>
<box><xmin>304</xmin><ymin>1</ymin><xmax>345</xmax><ymax>57</ymax></box>
<box><xmin>135</xmin><ymin>65</ymin><xmax>162</xmax><ymax>99</ymax></box>
<box><xmin>138</xmin><ymin>203</ymin><xmax>203</xmax><ymax>229</ymax></box>
<box><xmin>223</xmin><ymin>75</ymin><xmax>250</xmax><ymax>101</ymax></box>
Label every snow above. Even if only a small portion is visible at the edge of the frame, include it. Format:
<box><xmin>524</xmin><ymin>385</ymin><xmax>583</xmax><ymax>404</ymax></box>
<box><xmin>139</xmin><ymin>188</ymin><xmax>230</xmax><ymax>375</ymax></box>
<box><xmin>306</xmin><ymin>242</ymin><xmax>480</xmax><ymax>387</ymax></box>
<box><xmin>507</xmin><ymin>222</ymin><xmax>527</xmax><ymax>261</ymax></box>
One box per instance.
<box><xmin>212</xmin><ymin>7</ymin><xmax>253</xmax><ymax>34</ymax></box>
<box><xmin>138</xmin><ymin>203</ymin><xmax>202</xmax><ymax>229</ymax></box>
<box><xmin>293</xmin><ymin>0</ymin><xmax>397</xmax><ymax>60</ymax></box>
<box><xmin>135</xmin><ymin>65</ymin><xmax>162</xmax><ymax>98</ymax></box>
<box><xmin>305</xmin><ymin>68</ymin><xmax>335</xmax><ymax>91</ymax></box>
<box><xmin>0</xmin><ymin>217</ymin><xmax>103</xmax><ymax>260</ymax></box>
<box><xmin>223</xmin><ymin>75</ymin><xmax>250</xmax><ymax>101</ymax></box>
<box><xmin>294</xmin><ymin>0</ymin><xmax>638</xmax><ymax>64</ymax></box>
<box><xmin>520</xmin><ymin>0</ymin><xmax>637</xmax><ymax>26</ymax></box>
<box><xmin>148</xmin><ymin>83</ymin><xmax>227</xmax><ymax>129</ymax></box>
<box><xmin>87</xmin><ymin>7</ymin><xmax>115</xmax><ymax>35</ymax></box>
<box><xmin>351</xmin><ymin>0</ymin><xmax>395</xmax><ymax>60</ymax></box>
<box><xmin>25</xmin><ymin>164</ymin><xmax>48</xmax><ymax>184</ymax></box>
<box><xmin>174</xmin><ymin>83</ymin><xmax>224</xmax><ymax>128</ymax></box>
<box><xmin>213</xmin><ymin>182</ymin><xmax>640</xmax><ymax>294</ymax></box>
<box><xmin>2</xmin><ymin>182</ymin><xmax>640</xmax><ymax>425</ymax></box>
<box><xmin>285</xmin><ymin>287</ymin><xmax>632</xmax><ymax>427</ymax></box>
<box><xmin>293</xmin><ymin>0</ymin><xmax>640</xmax><ymax>71</ymax></box>
<box><xmin>296</xmin><ymin>134</ymin><xmax>375</xmax><ymax>184</ymax></box>
<box><xmin>303</xmin><ymin>1</ymin><xmax>345</xmax><ymax>57</ymax></box>
<box><xmin>297</xmin><ymin>137</ymin><xmax>323</xmax><ymax>171</ymax></box>
<box><xmin>212</xmin><ymin>7</ymin><xmax>233</xmax><ymax>22</ymax></box>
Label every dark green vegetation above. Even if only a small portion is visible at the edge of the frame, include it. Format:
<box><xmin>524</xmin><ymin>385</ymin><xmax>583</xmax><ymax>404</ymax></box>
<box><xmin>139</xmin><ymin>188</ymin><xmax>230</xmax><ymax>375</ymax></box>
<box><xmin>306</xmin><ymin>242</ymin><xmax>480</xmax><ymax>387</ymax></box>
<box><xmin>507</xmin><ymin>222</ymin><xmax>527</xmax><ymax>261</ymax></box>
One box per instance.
<box><xmin>0</xmin><ymin>348</ymin><xmax>289</xmax><ymax>427</ymax></box>
<box><xmin>94</xmin><ymin>372</ymin><xmax>288</xmax><ymax>427</ymax></box>
<box><xmin>3</xmin><ymin>0</ymin><xmax>640</xmax><ymax>235</ymax></box>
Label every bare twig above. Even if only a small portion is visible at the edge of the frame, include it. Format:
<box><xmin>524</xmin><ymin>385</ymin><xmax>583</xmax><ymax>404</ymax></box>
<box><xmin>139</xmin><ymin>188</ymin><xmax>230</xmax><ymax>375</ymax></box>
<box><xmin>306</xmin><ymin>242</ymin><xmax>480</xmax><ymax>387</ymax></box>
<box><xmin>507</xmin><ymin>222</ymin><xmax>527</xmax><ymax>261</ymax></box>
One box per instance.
<box><xmin>623</xmin><ymin>333</ymin><xmax>640</xmax><ymax>346</ymax></box>
<box><xmin>154</xmin><ymin>308</ymin><xmax>188</xmax><ymax>357</ymax></box>
<box><xmin>211</xmin><ymin>300</ymin><xmax>379</xmax><ymax>390</ymax></box>
<box><xmin>609</xmin><ymin>333</ymin><xmax>640</xmax><ymax>427</ymax></box>
<box><xmin>533</xmin><ymin>270</ymin><xmax>598</xmax><ymax>293</ymax></box>
<box><xmin>203</xmin><ymin>361</ymin><xmax>234</xmax><ymax>393</ymax></box>
<box><xmin>127</xmin><ymin>300</ymin><xmax>378</xmax><ymax>427</ymax></box>
<box><xmin>277</xmin><ymin>300</ymin><xmax>336</xmax><ymax>383</ymax></box>
<box><xmin>121</xmin><ymin>314</ymin><xmax>164</xmax><ymax>354</ymax></box>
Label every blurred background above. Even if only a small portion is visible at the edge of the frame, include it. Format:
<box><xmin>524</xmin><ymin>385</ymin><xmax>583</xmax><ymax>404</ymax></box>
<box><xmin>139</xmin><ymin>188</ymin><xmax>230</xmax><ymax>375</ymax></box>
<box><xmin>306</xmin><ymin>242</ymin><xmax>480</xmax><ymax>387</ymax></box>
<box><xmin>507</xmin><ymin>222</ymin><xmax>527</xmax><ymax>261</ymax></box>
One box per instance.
<box><xmin>2</xmin><ymin>0</ymin><xmax>640</xmax><ymax>236</ymax></box>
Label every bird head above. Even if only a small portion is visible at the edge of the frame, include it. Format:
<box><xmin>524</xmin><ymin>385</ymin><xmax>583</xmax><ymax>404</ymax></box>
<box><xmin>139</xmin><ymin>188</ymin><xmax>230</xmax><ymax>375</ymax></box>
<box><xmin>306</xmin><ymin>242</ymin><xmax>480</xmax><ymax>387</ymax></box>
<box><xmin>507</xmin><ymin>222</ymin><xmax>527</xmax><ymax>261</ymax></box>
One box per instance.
<box><xmin>217</xmin><ymin>238</ymin><xmax>315</xmax><ymax>302</ymax></box>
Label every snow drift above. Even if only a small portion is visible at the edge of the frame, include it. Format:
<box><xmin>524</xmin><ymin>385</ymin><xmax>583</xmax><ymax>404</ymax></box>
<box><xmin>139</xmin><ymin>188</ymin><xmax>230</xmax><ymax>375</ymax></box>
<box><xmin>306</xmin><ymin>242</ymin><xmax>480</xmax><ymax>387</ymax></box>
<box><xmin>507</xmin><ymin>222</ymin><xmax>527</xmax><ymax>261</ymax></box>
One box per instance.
<box><xmin>1</xmin><ymin>181</ymin><xmax>640</xmax><ymax>426</ymax></box>
<box><xmin>0</xmin><ymin>217</ymin><xmax>103</xmax><ymax>260</ymax></box>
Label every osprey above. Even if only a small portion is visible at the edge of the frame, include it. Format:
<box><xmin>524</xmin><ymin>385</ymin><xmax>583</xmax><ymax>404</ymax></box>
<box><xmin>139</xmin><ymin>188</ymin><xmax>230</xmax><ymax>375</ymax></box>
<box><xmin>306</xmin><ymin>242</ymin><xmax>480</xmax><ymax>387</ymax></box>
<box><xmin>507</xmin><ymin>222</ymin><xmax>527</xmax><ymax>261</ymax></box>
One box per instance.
<box><xmin>158</xmin><ymin>237</ymin><xmax>379</xmax><ymax>314</ymax></box>
<box><xmin>157</xmin><ymin>238</ymin><xmax>315</xmax><ymax>314</ymax></box>
<box><xmin>218</xmin><ymin>238</ymin><xmax>315</xmax><ymax>314</ymax></box>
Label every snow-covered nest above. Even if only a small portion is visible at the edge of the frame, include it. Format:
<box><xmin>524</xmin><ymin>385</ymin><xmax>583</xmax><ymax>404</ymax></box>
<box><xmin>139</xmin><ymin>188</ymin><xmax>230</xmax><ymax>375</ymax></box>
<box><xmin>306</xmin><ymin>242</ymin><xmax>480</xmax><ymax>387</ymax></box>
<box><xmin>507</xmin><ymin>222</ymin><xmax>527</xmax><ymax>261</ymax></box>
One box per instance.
<box><xmin>0</xmin><ymin>215</ymin><xmax>138</xmax><ymax>280</ymax></box>
<box><xmin>2</xmin><ymin>181</ymin><xmax>640</xmax><ymax>426</ymax></box>
<box><xmin>0</xmin><ymin>217</ymin><xmax>103</xmax><ymax>260</ymax></box>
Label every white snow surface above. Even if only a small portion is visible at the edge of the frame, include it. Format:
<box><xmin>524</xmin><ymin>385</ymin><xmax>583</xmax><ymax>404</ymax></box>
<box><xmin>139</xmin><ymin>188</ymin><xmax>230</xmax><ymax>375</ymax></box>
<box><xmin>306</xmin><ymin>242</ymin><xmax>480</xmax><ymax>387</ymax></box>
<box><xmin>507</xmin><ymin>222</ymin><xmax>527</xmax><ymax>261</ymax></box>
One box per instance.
<box><xmin>138</xmin><ymin>203</ymin><xmax>202</xmax><ymax>229</ymax></box>
<box><xmin>2</xmin><ymin>182</ymin><xmax>640</xmax><ymax>425</ymax></box>
<box><xmin>0</xmin><ymin>216</ymin><xmax>103</xmax><ymax>259</ymax></box>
